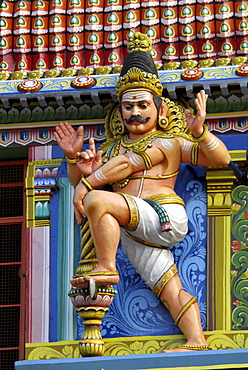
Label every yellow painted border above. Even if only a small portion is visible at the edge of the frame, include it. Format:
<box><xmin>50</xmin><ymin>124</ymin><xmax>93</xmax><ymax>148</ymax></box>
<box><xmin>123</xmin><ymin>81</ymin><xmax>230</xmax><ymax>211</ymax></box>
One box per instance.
<box><xmin>25</xmin><ymin>330</ymin><xmax>248</xmax><ymax>360</ymax></box>
<box><xmin>206</xmin><ymin>153</ymin><xmax>246</xmax><ymax>331</ymax></box>
<box><xmin>0</xmin><ymin>119</ymin><xmax>105</xmax><ymax>130</ymax></box>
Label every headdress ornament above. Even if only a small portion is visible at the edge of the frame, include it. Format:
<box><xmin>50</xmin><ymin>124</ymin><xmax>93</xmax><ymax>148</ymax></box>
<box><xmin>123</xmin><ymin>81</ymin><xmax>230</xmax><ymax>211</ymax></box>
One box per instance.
<box><xmin>116</xmin><ymin>32</ymin><xmax>163</xmax><ymax>101</ymax></box>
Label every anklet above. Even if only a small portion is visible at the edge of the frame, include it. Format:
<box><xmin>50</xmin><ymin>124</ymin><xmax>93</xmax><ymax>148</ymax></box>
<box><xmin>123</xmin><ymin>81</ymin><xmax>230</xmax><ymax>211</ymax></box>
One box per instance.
<box><xmin>180</xmin><ymin>344</ymin><xmax>210</xmax><ymax>350</ymax></box>
<box><xmin>175</xmin><ymin>296</ymin><xmax>197</xmax><ymax>326</ymax></box>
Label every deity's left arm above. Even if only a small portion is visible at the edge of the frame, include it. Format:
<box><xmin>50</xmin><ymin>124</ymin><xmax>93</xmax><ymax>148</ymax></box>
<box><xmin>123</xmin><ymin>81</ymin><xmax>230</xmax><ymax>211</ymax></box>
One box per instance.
<box><xmin>196</xmin><ymin>130</ymin><xmax>231</xmax><ymax>167</ymax></box>
<box><xmin>178</xmin><ymin>131</ymin><xmax>231</xmax><ymax>168</ymax></box>
<box><xmin>185</xmin><ymin>90</ymin><xmax>231</xmax><ymax>167</ymax></box>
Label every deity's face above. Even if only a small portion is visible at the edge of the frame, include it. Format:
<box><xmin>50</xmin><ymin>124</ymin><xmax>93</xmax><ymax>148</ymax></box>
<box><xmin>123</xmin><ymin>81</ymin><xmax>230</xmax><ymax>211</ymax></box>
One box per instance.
<box><xmin>119</xmin><ymin>90</ymin><xmax>159</xmax><ymax>138</ymax></box>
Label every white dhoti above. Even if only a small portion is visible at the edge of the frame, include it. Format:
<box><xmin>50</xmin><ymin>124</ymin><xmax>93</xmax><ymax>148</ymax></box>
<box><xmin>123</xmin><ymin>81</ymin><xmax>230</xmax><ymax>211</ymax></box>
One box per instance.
<box><xmin>120</xmin><ymin>194</ymin><xmax>188</xmax><ymax>296</ymax></box>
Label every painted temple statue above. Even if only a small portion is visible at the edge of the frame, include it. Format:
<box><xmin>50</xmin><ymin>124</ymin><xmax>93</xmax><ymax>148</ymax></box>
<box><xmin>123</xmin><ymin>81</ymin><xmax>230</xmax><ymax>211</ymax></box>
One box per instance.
<box><xmin>0</xmin><ymin>0</ymin><xmax>247</xmax><ymax>369</ymax></box>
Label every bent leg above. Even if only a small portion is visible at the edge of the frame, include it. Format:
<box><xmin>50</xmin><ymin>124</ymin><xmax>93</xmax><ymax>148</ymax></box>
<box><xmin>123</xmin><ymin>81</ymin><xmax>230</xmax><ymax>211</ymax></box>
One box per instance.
<box><xmin>160</xmin><ymin>273</ymin><xmax>208</xmax><ymax>352</ymax></box>
<box><xmin>71</xmin><ymin>190</ymin><xmax>130</xmax><ymax>288</ymax></box>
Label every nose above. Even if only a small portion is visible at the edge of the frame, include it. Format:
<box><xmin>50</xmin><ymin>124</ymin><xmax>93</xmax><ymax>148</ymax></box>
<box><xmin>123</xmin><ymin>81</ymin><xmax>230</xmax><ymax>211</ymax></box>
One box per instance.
<box><xmin>131</xmin><ymin>105</ymin><xmax>141</xmax><ymax>116</ymax></box>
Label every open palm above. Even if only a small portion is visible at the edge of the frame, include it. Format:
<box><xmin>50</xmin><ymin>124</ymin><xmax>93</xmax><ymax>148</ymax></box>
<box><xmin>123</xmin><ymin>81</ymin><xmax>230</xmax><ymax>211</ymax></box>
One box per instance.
<box><xmin>185</xmin><ymin>91</ymin><xmax>207</xmax><ymax>138</ymax></box>
<box><xmin>54</xmin><ymin>122</ymin><xmax>84</xmax><ymax>158</ymax></box>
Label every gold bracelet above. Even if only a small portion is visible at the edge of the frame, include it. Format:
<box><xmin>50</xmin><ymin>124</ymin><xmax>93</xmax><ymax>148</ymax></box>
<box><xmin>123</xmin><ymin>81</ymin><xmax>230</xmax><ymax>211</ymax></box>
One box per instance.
<box><xmin>65</xmin><ymin>155</ymin><xmax>76</xmax><ymax>164</ymax></box>
<box><xmin>81</xmin><ymin>177</ymin><xmax>94</xmax><ymax>191</ymax></box>
<box><xmin>192</xmin><ymin>125</ymin><xmax>208</xmax><ymax>142</ymax></box>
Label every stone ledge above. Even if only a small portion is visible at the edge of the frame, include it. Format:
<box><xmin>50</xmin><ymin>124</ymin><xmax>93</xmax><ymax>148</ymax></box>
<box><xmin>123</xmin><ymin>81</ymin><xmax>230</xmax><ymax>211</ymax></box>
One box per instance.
<box><xmin>15</xmin><ymin>349</ymin><xmax>248</xmax><ymax>370</ymax></box>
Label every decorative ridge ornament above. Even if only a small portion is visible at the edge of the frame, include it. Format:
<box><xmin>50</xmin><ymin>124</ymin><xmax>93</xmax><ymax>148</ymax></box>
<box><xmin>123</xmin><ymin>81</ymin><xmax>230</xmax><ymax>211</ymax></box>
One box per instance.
<box><xmin>17</xmin><ymin>79</ymin><xmax>43</xmax><ymax>92</ymax></box>
<box><xmin>116</xmin><ymin>32</ymin><xmax>163</xmax><ymax>101</ymax></box>
<box><xmin>127</xmin><ymin>32</ymin><xmax>152</xmax><ymax>53</ymax></box>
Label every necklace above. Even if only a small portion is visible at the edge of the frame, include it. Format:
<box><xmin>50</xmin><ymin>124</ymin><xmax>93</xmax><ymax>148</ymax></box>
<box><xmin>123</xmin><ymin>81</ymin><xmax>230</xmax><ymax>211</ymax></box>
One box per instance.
<box><xmin>120</xmin><ymin>131</ymin><xmax>160</xmax><ymax>152</ymax></box>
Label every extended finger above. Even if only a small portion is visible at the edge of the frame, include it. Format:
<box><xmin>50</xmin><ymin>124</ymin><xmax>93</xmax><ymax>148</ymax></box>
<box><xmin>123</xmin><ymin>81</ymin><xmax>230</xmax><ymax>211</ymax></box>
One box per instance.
<box><xmin>54</xmin><ymin>131</ymin><xmax>61</xmax><ymax>142</ymax></box>
<box><xmin>76</xmin><ymin>125</ymin><xmax>84</xmax><ymax>137</ymax></box>
<box><xmin>56</xmin><ymin>122</ymin><xmax>74</xmax><ymax>139</ymax></box>
<box><xmin>195</xmin><ymin>92</ymin><xmax>202</xmax><ymax>107</ymax></box>
<box><xmin>195</xmin><ymin>95</ymin><xmax>205</xmax><ymax>112</ymax></box>
<box><xmin>55</xmin><ymin>125</ymin><xmax>67</xmax><ymax>139</ymax></box>
<box><xmin>89</xmin><ymin>137</ymin><xmax>96</xmax><ymax>154</ymax></box>
<box><xmin>197</xmin><ymin>91</ymin><xmax>207</xmax><ymax>108</ymax></box>
<box><xmin>63</xmin><ymin>121</ymin><xmax>77</xmax><ymax>135</ymax></box>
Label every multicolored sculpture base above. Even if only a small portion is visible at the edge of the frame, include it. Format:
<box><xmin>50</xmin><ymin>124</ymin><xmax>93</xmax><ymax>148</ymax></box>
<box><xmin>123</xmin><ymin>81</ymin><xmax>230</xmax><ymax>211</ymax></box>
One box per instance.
<box><xmin>68</xmin><ymin>258</ymin><xmax>117</xmax><ymax>357</ymax></box>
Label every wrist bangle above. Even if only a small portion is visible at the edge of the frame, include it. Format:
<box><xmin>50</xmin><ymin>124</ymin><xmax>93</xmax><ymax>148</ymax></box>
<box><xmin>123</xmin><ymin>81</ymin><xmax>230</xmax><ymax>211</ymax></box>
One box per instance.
<box><xmin>192</xmin><ymin>125</ymin><xmax>208</xmax><ymax>142</ymax></box>
<box><xmin>65</xmin><ymin>155</ymin><xmax>76</xmax><ymax>164</ymax></box>
<box><xmin>81</xmin><ymin>177</ymin><xmax>94</xmax><ymax>191</ymax></box>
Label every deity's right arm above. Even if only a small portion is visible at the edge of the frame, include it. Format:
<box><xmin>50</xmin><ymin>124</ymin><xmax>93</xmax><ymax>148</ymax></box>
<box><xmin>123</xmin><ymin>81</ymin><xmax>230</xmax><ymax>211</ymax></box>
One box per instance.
<box><xmin>84</xmin><ymin>147</ymin><xmax>165</xmax><ymax>189</ymax></box>
<box><xmin>67</xmin><ymin>163</ymin><xmax>83</xmax><ymax>187</ymax></box>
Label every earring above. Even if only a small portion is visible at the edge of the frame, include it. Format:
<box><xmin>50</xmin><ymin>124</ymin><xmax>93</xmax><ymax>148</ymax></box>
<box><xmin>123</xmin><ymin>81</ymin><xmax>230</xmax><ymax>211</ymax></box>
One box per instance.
<box><xmin>158</xmin><ymin>116</ymin><xmax>169</xmax><ymax>129</ymax></box>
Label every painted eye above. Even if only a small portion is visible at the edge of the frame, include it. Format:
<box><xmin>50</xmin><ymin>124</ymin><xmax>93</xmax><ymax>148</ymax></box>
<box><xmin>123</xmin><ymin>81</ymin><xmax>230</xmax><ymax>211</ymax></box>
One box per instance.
<box><xmin>124</xmin><ymin>104</ymin><xmax>132</xmax><ymax>110</ymax></box>
<box><xmin>140</xmin><ymin>103</ymin><xmax>148</xmax><ymax>109</ymax></box>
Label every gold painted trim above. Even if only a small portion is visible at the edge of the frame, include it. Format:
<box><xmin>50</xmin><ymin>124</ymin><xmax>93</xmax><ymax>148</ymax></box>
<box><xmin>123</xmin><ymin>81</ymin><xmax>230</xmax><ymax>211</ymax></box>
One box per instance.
<box><xmin>35</xmin><ymin>220</ymin><xmax>51</xmax><ymax>227</ymax></box>
<box><xmin>152</xmin><ymin>264</ymin><xmax>178</xmax><ymax>297</ymax></box>
<box><xmin>206</xmin><ymin>166</ymin><xmax>235</xmax><ymax>331</ymax></box>
<box><xmin>122</xmin><ymin>229</ymin><xmax>163</xmax><ymax>249</ymax></box>
<box><xmin>208</xmin><ymin>209</ymin><xmax>232</xmax><ymax>216</ymax></box>
<box><xmin>206</xmin><ymin>170</ymin><xmax>237</xmax><ymax>185</ymax></box>
<box><xmin>207</xmin><ymin>110</ymin><xmax>248</xmax><ymax>119</ymax></box>
<box><xmin>118</xmin><ymin>193</ymin><xmax>139</xmax><ymax>231</ymax></box>
<box><xmin>25</xmin><ymin>330</ymin><xmax>248</xmax><ymax>360</ymax></box>
<box><xmin>146</xmin><ymin>194</ymin><xmax>185</xmax><ymax>207</ymax></box>
<box><xmin>26</xmin><ymin>163</ymin><xmax>35</xmax><ymax>228</ymax></box>
<box><xmin>35</xmin><ymin>196</ymin><xmax>51</xmax><ymax>202</ymax></box>
<box><xmin>30</xmin><ymin>159</ymin><xmax>63</xmax><ymax>166</ymax></box>
<box><xmin>229</xmin><ymin>150</ymin><xmax>247</xmax><ymax>162</ymax></box>
<box><xmin>0</xmin><ymin>119</ymin><xmax>105</xmax><ymax>130</ymax></box>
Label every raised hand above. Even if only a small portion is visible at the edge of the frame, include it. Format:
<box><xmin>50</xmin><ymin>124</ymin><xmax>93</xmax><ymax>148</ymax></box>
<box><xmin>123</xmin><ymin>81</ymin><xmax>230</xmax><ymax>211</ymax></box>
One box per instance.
<box><xmin>54</xmin><ymin>122</ymin><xmax>84</xmax><ymax>158</ymax></box>
<box><xmin>184</xmin><ymin>90</ymin><xmax>208</xmax><ymax>138</ymax></box>
<box><xmin>75</xmin><ymin>137</ymin><xmax>103</xmax><ymax>177</ymax></box>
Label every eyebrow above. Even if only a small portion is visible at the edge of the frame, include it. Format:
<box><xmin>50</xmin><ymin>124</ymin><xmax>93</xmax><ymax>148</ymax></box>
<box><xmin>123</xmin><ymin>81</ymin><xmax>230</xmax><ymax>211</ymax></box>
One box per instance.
<box><xmin>122</xmin><ymin>100</ymin><xmax>148</xmax><ymax>104</ymax></box>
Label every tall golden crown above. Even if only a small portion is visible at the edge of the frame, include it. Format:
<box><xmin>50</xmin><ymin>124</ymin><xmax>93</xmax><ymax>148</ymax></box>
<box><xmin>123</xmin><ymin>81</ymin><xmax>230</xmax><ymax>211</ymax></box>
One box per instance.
<box><xmin>116</xmin><ymin>32</ymin><xmax>163</xmax><ymax>101</ymax></box>
<box><xmin>116</xmin><ymin>67</ymin><xmax>163</xmax><ymax>101</ymax></box>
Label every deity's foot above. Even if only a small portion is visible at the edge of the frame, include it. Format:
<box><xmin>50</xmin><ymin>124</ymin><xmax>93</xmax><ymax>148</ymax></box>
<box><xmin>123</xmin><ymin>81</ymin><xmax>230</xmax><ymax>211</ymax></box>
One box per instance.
<box><xmin>163</xmin><ymin>344</ymin><xmax>209</xmax><ymax>353</ymax></box>
<box><xmin>70</xmin><ymin>270</ymin><xmax>120</xmax><ymax>289</ymax></box>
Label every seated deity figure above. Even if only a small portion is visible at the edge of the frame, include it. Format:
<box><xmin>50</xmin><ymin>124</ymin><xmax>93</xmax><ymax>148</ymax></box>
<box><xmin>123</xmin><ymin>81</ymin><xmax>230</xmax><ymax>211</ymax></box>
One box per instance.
<box><xmin>55</xmin><ymin>32</ymin><xmax>231</xmax><ymax>352</ymax></box>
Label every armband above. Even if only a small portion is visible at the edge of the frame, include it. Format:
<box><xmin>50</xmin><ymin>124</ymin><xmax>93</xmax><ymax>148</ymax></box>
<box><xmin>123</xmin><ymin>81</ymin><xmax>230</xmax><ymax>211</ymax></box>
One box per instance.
<box><xmin>133</xmin><ymin>150</ymin><xmax>152</xmax><ymax>170</ymax></box>
<box><xmin>191</xmin><ymin>143</ymin><xmax>199</xmax><ymax>166</ymax></box>
<box><xmin>192</xmin><ymin>125</ymin><xmax>208</xmax><ymax>142</ymax></box>
<box><xmin>81</xmin><ymin>176</ymin><xmax>94</xmax><ymax>191</ymax></box>
<box><xmin>65</xmin><ymin>155</ymin><xmax>76</xmax><ymax>164</ymax></box>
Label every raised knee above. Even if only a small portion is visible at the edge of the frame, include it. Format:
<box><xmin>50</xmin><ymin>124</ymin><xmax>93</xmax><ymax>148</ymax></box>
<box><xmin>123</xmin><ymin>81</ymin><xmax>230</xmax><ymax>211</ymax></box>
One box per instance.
<box><xmin>83</xmin><ymin>190</ymin><xmax>106</xmax><ymax>213</ymax></box>
<box><xmin>83</xmin><ymin>190</ymin><xmax>101</xmax><ymax>208</ymax></box>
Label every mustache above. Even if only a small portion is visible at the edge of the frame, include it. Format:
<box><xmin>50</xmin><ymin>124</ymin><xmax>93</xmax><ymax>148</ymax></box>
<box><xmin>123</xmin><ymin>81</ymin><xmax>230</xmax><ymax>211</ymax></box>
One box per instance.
<box><xmin>124</xmin><ymin>116</ymin><xmax>151</xmax><ymax>124</ymax></box>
